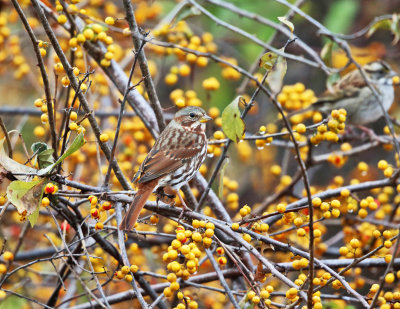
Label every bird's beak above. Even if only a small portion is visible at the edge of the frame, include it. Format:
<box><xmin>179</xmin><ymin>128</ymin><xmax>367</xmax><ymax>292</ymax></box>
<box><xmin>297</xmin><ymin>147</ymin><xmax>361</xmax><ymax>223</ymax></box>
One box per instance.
<box><xmin>390</xmin><ymin>70</ymin><xmax>400</xmax><ymax>85</ymax></box>
<box><xmin>200</xmin><ymin>114</ymin><xmax>213</xmax><ymax>123</ymax></box>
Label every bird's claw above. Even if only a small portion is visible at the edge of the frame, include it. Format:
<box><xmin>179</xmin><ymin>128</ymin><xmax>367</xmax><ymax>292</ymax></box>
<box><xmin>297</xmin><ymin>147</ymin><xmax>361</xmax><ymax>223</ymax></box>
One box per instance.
<box><xmin>155</xmin><ymin>187</ymin><xmax>176</xmax><ymax>206</ymax></box>
<box><xmin>177</xmin><ymin>204</ymin><xmax>191</xmax><ymax>224</ymax></box>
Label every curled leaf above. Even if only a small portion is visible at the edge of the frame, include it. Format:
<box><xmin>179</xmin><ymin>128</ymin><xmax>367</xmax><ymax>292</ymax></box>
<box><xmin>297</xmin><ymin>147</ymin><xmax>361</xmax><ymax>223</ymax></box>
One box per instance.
<box><xmin>6</xmin><ymin>179</ymin><xmax>45</xmax><ymax>226</ymax></box>
<box><xmin>31</xmin><ymin>142</ymin><xmax>48</xmax><ymax>155</ymax></box>
<box><xmin>367</xmin><ymin>15</ymin><xmax>400</xmax><ymax>44</ymax></box>
<box><xmin>278</xmin><ymin>16</ymin><xmax>294</xmax><ymax>36</ymax></box>
<box><xmin>259</xmin><ymin>52</ymin><xmax>278</xmax><ymax>70</ymax></box>
<box><xmin>320</xmin><ymin>41</ymin><xmax>334</xmax><ymax>67</ymax></box>
<box><xmin>37</xmin><ymin>149</ymin><xmax>55</xmax><ymax>169</ymax></box>
<box><xmin>0</xmin><ymin>137</ymin><xmax>37</xmax><ymax>181</ymax></box>
<box><xmin>266</xmin><ymin>48</ymin><xmax>287</xmax><ymax>94</ymax></box>
<box><xmin>367</xmin><ymin>19</ymin><xmax>392</xmax><ymax>37</ymax></box>
<box><xmin>30</xmin><ymin>142</ymin><xmax>54</xmax><ymax>169</ymax></box>
<box><xmin>222</xmin><ymin>97</ymin><xmax>245</xmax><ymax>143</ymax></box>
<box><xmin>37</xmin><ymin>132</ymin><xmax>85</xmax><ymax>176</ymax></box>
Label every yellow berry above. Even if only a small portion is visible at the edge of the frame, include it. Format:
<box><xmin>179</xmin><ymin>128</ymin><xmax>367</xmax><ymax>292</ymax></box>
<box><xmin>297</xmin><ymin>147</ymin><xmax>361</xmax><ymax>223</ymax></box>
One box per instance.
<box><xmin>242</xmin><ymin>233</ymin><xmax>251</xmax><ymax>242</ymax></box>
<box><xmin>95</xmin><ymin>222</ymin><xmax>103</xmax><ymax>230</ymax></box>
<box><xmin>34</xmin><ymin>126</ymin><xmax>46</xmax><ymax>137</ymax></box>
<box><xmin>41</xmin><ymin>197</ymin><xmax>50</xmax><ymax>207</ymax></box>
<box><xmin>105</xmin><ymin>17</ymin><xmax>115</xmax><ymax>25</ymax></box>
<box><xmin>297</xmin><ymin>228</ymin><xmax>306</xmax><ymax>237</ymax></box>
<box><xmin>69</xmin><ymin>122</ymin><xmax>78</xmax><ymax>131</ymax></box>
<box><xmin>100</xmin><ymin>133</ymin><xmax>109</xmax><ymax>142</ymax></box>
<box><xmin>130</xmin><ymin>265</ymin><xmax>138</xmax><ymax>273</ymax></box>
<box><xmin>378</xmin><ymin>160</ymin><xmax>388</xmax><ymax>170</ymax></box>
<box><xmin>370</xmin><ymin>283</ymin><xmax>380</xmax><ymax>293</ymax></box>
<box><xmin>57</xmin><ymin>15</ymin><xmax>67</xmax><ymax>24</ymax></box>
<box><xmin>3</xmin><ymin>251</ymin><xmax>14</xmax><ymax>261</ymax></box>
<box><xmin>383</xmin><ymin>230</ymin><xmax>392</xmax><ymax>239</ymax></box>
<box><xmin>179</xmin><ymin>64</ymin><xmax>191</xmax><ymax>77</ymax></box>
<box><xmin>350</xmin><ymin>238</ymin><xmax>360</xmax><ymax>249</ymax></box>
<box><xmin>314</xmin><ymin>229</ymin><xmax>321</xmax><ymax>237</ymax></box>
<box><xmin>331</xmin><ymin>199</ymin><xmax>341</xmax><ymax>208</ymax></box>
<box><xmin>277</xmin><ymin>203</ymin><xmax>286</xmax><ymax>213</ymax></box>
<box><xmin>0</xmin><ymin>264</ymin><xmax>6</xmax><ymax>274</ymax></box>
<box><xmin>338</xmin><ymin>247</ymin><xmax>349</xmax><ymax>257</ymax></box>
<box><xmin>125</xmin><ymin>274</ymin><xmax>133</xmax><ymax>282</ymax></box>
<box><xmin>384</xmin><ymin>240</ymin><xmax>392</xmax><ymax>248</ymax></box>
<box><xmin>358</xmin><ymin>208</ymin><xmax>368</xmax><ymax>218</ymax></box>
<box><xmin>83</xmin><ymin>28</ymin><xmax>94</xmax><ymax>40</ymax></box>
<box><xmin>385</xmin><ymin>273</ymin><xmax>395</xmax><ymax>284</ymax></box>
<box><xmin>296</xmin><ymin>123</ymin><xmax>306</xmax><ymax>134</ymax></box>
<box><xmin>69</xmin><ymin>111</ymin><xmax>78</xmax><ymax>121</ymax></box>
<box><xmin>312</xmin><ymin>197</ymin><xmax>322</xmax><ymax>207</ymax></box>
<box><xmin>331</xmin><ymin>208</ymin><xmax>340</xmax><ymax>217</ymax></box>
<box><xmin>165</xmin><ymin>73</ymin><xmax>178</xmax><ymax>86</ymax></box>
<box><xmin>163</xmin><ymin>287</ymin><xmax>173</xmax><ymax>297</ymax></box>
<box><xmin>270</xmin><ymin>164</ymin><xmax>281</xmax><ymax>176</ymax></box>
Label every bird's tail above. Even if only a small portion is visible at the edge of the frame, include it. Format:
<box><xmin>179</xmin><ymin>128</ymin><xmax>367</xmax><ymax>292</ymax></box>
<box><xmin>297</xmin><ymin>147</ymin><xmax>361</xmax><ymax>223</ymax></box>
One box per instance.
<box><xmin>119</xmin><ymin>181</ymin><xmax>157</xmax><ymax>230</ymax></box>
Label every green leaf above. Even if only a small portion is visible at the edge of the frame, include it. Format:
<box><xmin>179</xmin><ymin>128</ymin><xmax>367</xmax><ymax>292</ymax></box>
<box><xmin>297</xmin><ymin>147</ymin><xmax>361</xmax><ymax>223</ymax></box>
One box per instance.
<box><xmin>278</xmin><ymin>16</ymin><xmax>294</xmax><ymax>36</ymax></box>
<box><xmin>37</xmin><ymin>149</ymin><xmax>55</xmax><ymax>169</ymax></box>
<box><xmin>6</xmin><ymin>178</ymin><xmax>45</xmax><ymax>227</ymax></box>
<box><xmin>367</xmin><ymin>19</ymin><xmax>392</xmax><ymax>37</ymax></box>
<box><xmin>266</xmin><ymin>48</ymin><xmax>287</xmax><ymax>94</ymax></box>
<box><xmin>31</xmin><ymin>142</ymin><xmax>48</xmax><ymax>155</ymax></box>
<box><xmin>320</xmin><ymin>41</ymin><xmax>334</xmax><ymax>67</ymax></box>
<box><xmin>37</xmin><ymin>132</ymin><xmax>85</xmax><ymax>176</ymax></box>
<box><xmin>259</xmin><ymin>52</ymin><xmax>278</xmax><ymax>70</ymax></box>
<box><xmin>368</xmin><ymin>15</ymin><xmax>400</xmax><ymax>44</ymax></box>
<box><xmin>0</xmin><ymin>137</ymin><xmax>37</xmax><ymax>181</ymax></box>
<box><xmin>222</xmin><ymin>97</ymin><xmax>245</xmax><ymax>143</ymax></box>
<box><xmin>0</xmin><ymin>294</ymin><xmax>27</xmax><ymax>309</ymax></box>
<box><xmin>218</xmin><ymin>159</ymin><xmax>229</xmax><ymax>199</ymax></box>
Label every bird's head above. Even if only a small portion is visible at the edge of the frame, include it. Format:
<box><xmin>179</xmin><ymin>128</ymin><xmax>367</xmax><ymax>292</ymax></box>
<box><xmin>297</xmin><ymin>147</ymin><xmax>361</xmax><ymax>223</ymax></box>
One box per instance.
<box><xmin>364</xmin><ymin>60</ymin><xmax>397</xmax><ymax>85</ymax></box>
<box><xmin>174</xmin><ymin>106</ymin><xmax>212</xmax><ymax>131</ymax></box>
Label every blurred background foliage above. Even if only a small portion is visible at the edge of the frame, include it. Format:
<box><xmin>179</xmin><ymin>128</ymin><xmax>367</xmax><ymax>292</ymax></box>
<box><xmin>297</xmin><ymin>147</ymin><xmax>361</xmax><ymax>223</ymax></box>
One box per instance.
<box><xmin>1</xmin><ymin>0</ymin><xmax>400</xmax><ymax>307</ymax></box>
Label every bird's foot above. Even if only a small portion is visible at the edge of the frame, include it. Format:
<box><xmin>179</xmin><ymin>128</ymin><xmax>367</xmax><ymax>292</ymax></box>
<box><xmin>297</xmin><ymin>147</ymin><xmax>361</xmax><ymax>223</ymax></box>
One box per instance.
<box><xmin>356</xmin><ymin>125</ymin><xmax>386</xmax><ymax>143</ymax></box>
<box><xmin>177</xmin><ymin>204</ymin><xmax>192</xmax><ymax>223</ymax></box>
<box><xmin>155</xmin><ymin>187</ymin><xmax>176</xmax><ymax>206</ymax></box>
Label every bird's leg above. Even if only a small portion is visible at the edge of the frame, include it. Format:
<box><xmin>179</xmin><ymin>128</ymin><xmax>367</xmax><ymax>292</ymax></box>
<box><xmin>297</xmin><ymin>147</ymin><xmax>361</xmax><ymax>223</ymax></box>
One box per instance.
<box><xmin>356</xmin><ymin>125</ymin><xmax>386</xmax><ymax>143</ymax></box>
<box><xmin>176</xmin><ymin>190</ymin><xmax>192</xmax><ymax>223</ymax></box>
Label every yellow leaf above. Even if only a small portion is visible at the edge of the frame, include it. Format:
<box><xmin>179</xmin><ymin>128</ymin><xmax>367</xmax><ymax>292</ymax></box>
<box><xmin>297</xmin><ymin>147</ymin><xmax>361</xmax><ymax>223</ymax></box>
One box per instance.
<box><xmin>278</xmin><ymin>16</ymin><xmax>294</xmax><ymax>36</ymax></box>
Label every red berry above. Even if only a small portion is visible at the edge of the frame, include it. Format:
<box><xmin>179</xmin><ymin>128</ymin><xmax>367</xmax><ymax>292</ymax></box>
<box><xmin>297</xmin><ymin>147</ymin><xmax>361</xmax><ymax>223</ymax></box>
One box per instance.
<box><xmin>91</xmin><ymin>208</ymin><xmax>99</xmax><ymax>218</ymax></box>
<box><xmin>45</xmin><ymin>183</ymin><xmax>55</xmax><ymax>194</ymax></box>
<box><xmin>102</xmin><ymin>202</ymin><xmax>112</xmax><ymax>211</ymax></box>
<box><xmin>61</xmin><ymin>221</ymin><xmax>70</xmax><ymax>232</ymax></box>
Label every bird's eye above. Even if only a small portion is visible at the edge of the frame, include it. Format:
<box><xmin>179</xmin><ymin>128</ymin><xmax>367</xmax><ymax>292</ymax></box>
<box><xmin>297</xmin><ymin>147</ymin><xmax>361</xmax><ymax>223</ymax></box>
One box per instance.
<box><xmin>189</xmin><ymin>112</ymin><xmax>195</xmax><ymax>118</ymax></box>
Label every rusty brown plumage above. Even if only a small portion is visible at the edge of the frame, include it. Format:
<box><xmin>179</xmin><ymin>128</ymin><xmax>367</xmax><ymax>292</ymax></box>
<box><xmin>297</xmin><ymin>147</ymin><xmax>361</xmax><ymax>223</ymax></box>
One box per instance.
<box><xmin>119</xmin><ymin>106</ymin><xmax>212</xmax><ymax>231</ymax></box>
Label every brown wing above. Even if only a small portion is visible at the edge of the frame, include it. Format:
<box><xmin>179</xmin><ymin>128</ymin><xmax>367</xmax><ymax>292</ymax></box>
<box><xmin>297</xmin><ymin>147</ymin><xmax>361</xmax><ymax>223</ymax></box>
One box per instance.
<box><xmin>319</xmin><ymin>69</ymin><xmax>366</xmax><ymax>102</ymax></box>
<box><xmin>137</xmin><ymin>131</ymin><xmax>205</xmax><ymax>183</ymax></box>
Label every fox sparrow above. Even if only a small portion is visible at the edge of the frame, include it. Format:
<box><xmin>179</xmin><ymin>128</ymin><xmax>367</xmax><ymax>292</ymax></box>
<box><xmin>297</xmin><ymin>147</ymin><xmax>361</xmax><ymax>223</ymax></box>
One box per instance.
<box><xmin>119</xmin><ymin>106</ymin><xmax>212</xmax><ymax>230</ymax></box>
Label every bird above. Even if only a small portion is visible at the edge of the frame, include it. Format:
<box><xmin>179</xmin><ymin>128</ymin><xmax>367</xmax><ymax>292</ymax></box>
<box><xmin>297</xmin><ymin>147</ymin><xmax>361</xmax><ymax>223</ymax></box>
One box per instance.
<box><xmin>119</xmin><ymin>106</ymin><xmax>212</xmax><ymax>230</ymax></box>
<box><xmin>289</xmin><ymin>60</ymin><xmax>397</xmax><ymax>125</ymax></box>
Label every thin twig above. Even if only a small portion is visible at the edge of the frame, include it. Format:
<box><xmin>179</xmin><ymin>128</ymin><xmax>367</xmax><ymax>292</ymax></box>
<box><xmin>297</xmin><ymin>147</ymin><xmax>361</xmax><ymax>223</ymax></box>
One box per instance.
<box><xmin>103</xmin><ymin>36</ymin><xmax>148</xmax><ymax>188</ymax></box>
<box><xmin>0</xmin><ymin>117</ymin><xmax>12</xmax><ymax>158</ymax></box>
